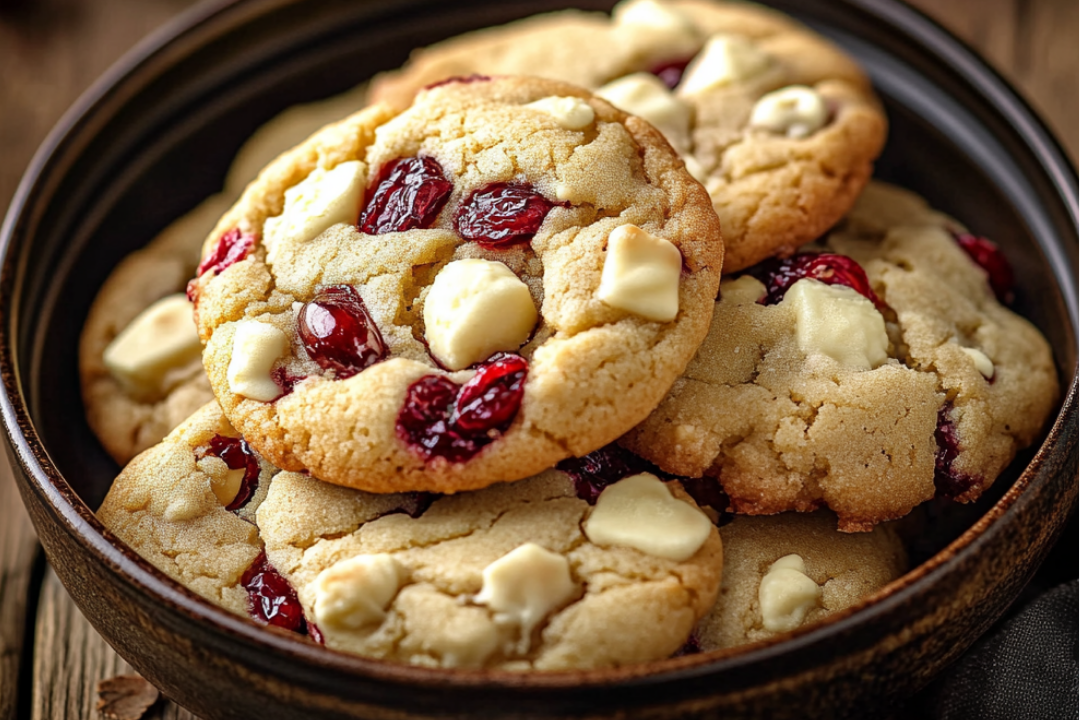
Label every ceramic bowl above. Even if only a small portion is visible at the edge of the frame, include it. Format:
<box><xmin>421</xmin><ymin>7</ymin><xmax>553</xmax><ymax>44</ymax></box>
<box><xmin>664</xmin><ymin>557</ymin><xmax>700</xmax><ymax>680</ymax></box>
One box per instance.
<box><xmin>1</xmin><ymin>0</ymin><xmax>1076</xmax><ymax>718</ymax></box>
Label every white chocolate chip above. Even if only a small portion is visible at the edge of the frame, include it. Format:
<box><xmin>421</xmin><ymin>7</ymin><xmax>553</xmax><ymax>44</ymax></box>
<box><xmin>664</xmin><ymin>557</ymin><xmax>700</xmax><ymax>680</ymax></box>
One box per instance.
<box><xmin>423</xmin><ymin>259</ymin><xmax>538</xmax><ymax>371</ymax></box>
<box><xmin>613</xmin><ymin>0</ymin><xmax>696</xmax><ymax>34</ymax></box>
<box><xmin>474</xmin><ymin>543</ymin><xmax>576</xmax><ymax>652</ymax></box>
<box><xmin>226</xmin><ymin>320</ymin><xmax>288</xmax><ymax>401</ymax></box>
<box><xmin>196</xmin><ymin>455</ymin><xmax>245</xmax><ymax>507</ymax></box>
<box><xmin>720</xmin><ymin>275</ymin><xmax>766</xmax><ymax>304</ymax></box>
<box><xmin>676</xmin><ymin>34</ymin><xmax>772</xmax><ymax>96</ymax></box>
<box><xmin>598</xmin><ymin>224</ymin><xmax>683</xmax><ymax>322</ymax></box>
<box><xmin>524</xmin><ymin>96</ymin><xmax>596</xmax><ymax>130</ymax></box>
<box><xmin>962</xmin><ymin>347</ymin><xmax>995</xmax><ymax>379</ymax></box>
<box><xmin>102</xmin><ymin>294</ymin><xmax>201</xmax><ymax>399</ymax></box>
<box><xmin>759</xmin><ymin>554</ymin><xmax>822</xmax><ymax>632</ymax></box>
<box><xmin>313</xmin><ymin>554</ymin><xmax>404</xmax><ymax>631</ymax></box>
<box><xmin>749</xmin><ymin>85</ymin><xmax>828</xmax><ymax>139</ymax></box>
<box><xmin>263</xmin><ymin>160</ymin><xmax>366</xmax><ymax>259</ymax></box>
<box><xmin>584</xmin><ymin>473</ymin><xmax>712</xmax><ymax>561</ymax></box>
<box><xmin>783</xmin><ymin>278</ymin><xmax>888</xmax><ymax>370</ymax></box>
<box><xmin>596</xmin><ymin>73</ymin><xmax>692</xmax><ymax>152</ymax></box>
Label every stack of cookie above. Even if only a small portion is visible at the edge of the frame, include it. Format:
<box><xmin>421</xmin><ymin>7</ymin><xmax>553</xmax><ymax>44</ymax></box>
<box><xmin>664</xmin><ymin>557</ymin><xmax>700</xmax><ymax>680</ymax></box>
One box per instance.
<box><xmin>85</xmin><ymin>0</ymin><xmax>1057</xmax><ymax>669</ymax></box>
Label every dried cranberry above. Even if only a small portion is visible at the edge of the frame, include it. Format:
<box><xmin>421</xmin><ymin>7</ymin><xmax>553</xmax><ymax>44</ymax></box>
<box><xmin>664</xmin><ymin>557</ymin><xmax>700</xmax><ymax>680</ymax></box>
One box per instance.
<box><xmin>306</xmin><ymin>622</ymin><xmax>325</xmax><ymax>645</ymax></box>
<box><xmin>298</xmin><ymin>285</ymin><xmax>387</xmax><ymax>379</ymax></box>
<box><xmin>557</xmin><ymin>444</ymin><xmax>651</xmax><ymax>504</ymax></box>
<box><xmin>396</xmin><ymin>354</ymin><xmax>528</xmax><ymax>463</ymax></box>
<box><xmin>241</xmin><ymin>552</ymin><xmax>305</xmax><ymax>632</ymax></box>
<box><xmin>649</xmin><ymin>57</ymin><xmax>693</xmax><ymax>89</ymax></box>
<box><xmin>270</xmin><ymin>366</ymin><xmax>306</xmax><ymax>397</ymax></box>
<box><xmin>933</xmin><ymin>403</ymin><xmax>982</xmax><ymax>500</ymax></box>
<box><xmin>359</xmin><ymin>157</ymin><xmax>453</xmax><ymax>235</ymax></box>
<box><xmin>197</xmin><ymin>434</ymin><xmax>260</xmax><ymax>512</ymax></box>
<box><xmin>672</xmin><ymin>634</ymin><xmax>702</xmax><ymax>657</ymax></box>
<box><xmin>750</xmin><ymin>252</ymin><xmax>887</xmax><ymax>311</ymax></box>
<box><xmin>197</xmin><ymin>228</ymin><xmax>256</xmax><ymax>277</ymax></box>
<box><xmin>454</xmin><ymin>183</ymin><xmax>559</xmax><ymax>249</ymax></box>
<box><xmin>424</xmin><ymin>74</ymin><xmax>492</xmax><ymax>91</ymax></box>
<box><xmin>952</xmin><ymin>232</ymin><xmax>1014</xmax><ymax>303</ymax></box>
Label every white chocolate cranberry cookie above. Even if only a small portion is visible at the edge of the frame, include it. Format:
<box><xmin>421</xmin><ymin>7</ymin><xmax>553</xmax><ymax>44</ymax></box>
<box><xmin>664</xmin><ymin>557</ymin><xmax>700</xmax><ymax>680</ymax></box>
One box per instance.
<box><xmin>694</xmin><ymin>511</ymin><xmax>906</xmax><ymax>651</ymax></box>
<box><xmin>370</xmin><ymin>0</ymin><xmax>886</xmax><ymax>272</ymax></box>
<box><xmin>190</xmin><ymin>76</ymin><xmax>723</xmax><ymax>494</ymax></box>
<box><xmin>619</xmin><ymin>181</ymin><xmax>1059</xmax><ymax>531</ymax></box>
<box><xmin>255</xmin><ymin>464</ymin><xmax>722</xmax><ymax>670</ymax></box>
<box><xmin>97</xmin><ymin>403</ymin><xmax>277</xmax><ymax>617</ymax></box>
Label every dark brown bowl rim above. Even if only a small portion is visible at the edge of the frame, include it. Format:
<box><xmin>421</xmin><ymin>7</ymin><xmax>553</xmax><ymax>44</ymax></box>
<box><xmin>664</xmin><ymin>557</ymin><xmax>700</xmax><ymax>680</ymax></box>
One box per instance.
<box><xmin>1</xmin><ymin>0</ymin><xmax>1078</xmax><ymax>693</ymax></box>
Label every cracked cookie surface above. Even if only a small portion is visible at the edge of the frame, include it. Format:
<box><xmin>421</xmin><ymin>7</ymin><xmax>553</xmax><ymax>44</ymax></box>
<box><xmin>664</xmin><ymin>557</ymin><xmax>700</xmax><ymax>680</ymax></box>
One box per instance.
<box><xmin>370</xmin><ymin>0</ymin><xmax>886</xmax><ymax>272</ymax></box>
<box><xmin>192</xmin><ymin>76</ymin><xmax>723</xmax><ymax>494</ymax></box>
<box><xmin>97</xmin><ymin>402</ymin><xmax>277</xmax><ymax>616</ymax></box>
<box><xmin>255</xmin><ymin>467</ymin><xmax>722</xmax><ymax>670</ymax></box>
<box><xmin>619</xmin><ymin>182</ymin><xmax>1059</xmax><ymax>531</ymax></box>
<box><xmin>695</xmin><ymin>511</ymin><xmax>905</xmax><ymax>650</ymax></box>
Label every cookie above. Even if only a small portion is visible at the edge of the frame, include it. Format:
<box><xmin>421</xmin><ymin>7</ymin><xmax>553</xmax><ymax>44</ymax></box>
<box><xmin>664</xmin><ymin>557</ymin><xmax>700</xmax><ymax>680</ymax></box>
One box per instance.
<box><xmin>619</xmin><ymin>181</ymin><xmax>1059</xmax><ymax>531</ymax></box>
<box><xmin>96</xmin><ymin>402</ymin><xmax>277</xmax><ymax>617</ymax></box>
<box><xmin>694</xmin><ymin>511</ymin><xmax>906</xmax><ymax>650</ymax></box>
<box><xmin>255</xmin><ymin>465</ymin><xmax>722</xmax><ymax>670</ymax></box>
<box><xmin>190</xmin><ymin>75</ymin><xmax>723</xmax><ymax>494</ymax></box>
<box><xmin>370</xmin><ymin>0</ymin><xmax>887</xmax><ymax>272</ymax></box>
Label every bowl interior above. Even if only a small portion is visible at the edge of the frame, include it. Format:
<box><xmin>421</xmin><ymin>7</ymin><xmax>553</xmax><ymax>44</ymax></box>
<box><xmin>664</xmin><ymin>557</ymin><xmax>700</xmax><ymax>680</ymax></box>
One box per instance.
<box><xmin>5</xmin><ymin>0</ymin><xmax>1078</xmax><ymax>662</ymax></box>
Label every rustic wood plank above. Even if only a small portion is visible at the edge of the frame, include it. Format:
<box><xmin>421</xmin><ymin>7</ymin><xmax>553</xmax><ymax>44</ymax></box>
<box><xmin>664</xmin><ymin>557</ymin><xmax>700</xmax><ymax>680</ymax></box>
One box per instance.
<box><xmin>31</xmin><ymin>568</ymin><xmax>199</xmax><ymax>720</ymax></box>
<box><xmin>0</xmin><ymin>472</ymin><xmax>39</xmax><ymax>720</ymax></box>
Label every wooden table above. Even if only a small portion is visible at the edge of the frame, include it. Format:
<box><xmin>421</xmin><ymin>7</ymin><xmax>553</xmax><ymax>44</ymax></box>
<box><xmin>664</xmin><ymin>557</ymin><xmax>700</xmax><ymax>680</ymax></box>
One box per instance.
<box><xmin>0</xmin><ymin>1</ymin><xmax>1076</xmax><ymax>718</ymax></box>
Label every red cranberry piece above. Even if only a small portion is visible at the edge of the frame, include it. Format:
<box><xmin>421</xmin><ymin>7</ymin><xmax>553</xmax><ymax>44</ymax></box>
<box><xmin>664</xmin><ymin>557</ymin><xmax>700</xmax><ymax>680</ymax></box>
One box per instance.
<box><xmin>933</xmin><ymin>404</ymin><xmax>982</xmax><ymax>500</ymax></box>
<box><xmin>270</xmin><ymin>366</ymin><xmax>306</xmax><ymax>397</ymax></box>
<box><xmin>359</xmin><ymin>157</ymin><xmax>453</xmax><ymax>235</ymax></box>
<box><xmin>557</xmin><ymin>444</ymin><xmax>651</xmax><ymax>504</ymax></box>
<box><xmin>424</xmin><ymin>74</ymin><xmax>492</xmax><ymax>91</ymax></box>
<box><xmin>396</xmin><ymin>354</ymin><xmax>528</xmax><ymax>463</ymax></box>
<box><xmin>197</xmin><ymin>434</ymin><xmax>260</xmax><ymax>512</ymax></box>
<box><xmin>198</xmin><ymin>228</ymin><xmax>256</xmax><ymax>277</ymax></box>
<box><xmin>649</xmin><ymin>57</ymin><xmax>693</xmax><ymax>89</ymax></box>
<box><xmin>751</xmin><ymin>252</ymin><xmax>887</xmax><ymax>311</ymax></box>
<box><xmin>952</xmin><ymin>232</ymin><xmax>1015</xmax><ymax>303</ymax></box>
<box><xmin>306</xmin><ymin>622</ymin><xmax>325</xmax><ymax>645</ymax></box>
<box><xmin>241</xmin><ymin>552</ymin><xmax>305</xmax><ymax>632</ymax></box>
<box><xmin>454</xmin><ymin>183</ymin><xmax>560</xmax><ymax>249</ymax></box>
<box><xmin>298</xmin><ymin>285</ymin><xmax>387</xmax><ymax>379</ymax></box>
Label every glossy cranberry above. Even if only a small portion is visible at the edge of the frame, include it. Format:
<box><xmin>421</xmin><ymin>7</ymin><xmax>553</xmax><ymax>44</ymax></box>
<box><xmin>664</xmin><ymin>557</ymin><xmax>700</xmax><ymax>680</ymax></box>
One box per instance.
<box><xmin>396</xmin><ymin>354</ymin><xmax>528</xmax><ymax>463</ymax></box>
<box><xmin>557</xmin><ymin>444</ymin><xmax>651</xmax><ymax>504</ymax></box>
<box><xmin>241</xmin><ymin>552</ymin><xmax>305</xmax><ymax>632</ymax></box>
<box><xmin>270</xmin><ymin>366</ymin><xmax>306</xmax><ymax>397</ymax></box>
<box><xmin>359</xmin><ymin>157</ymin><xmax>453</xmax><ymax>235</ymax></box>
<box><xmin>649</xmin><ymin>57</ymin><xmax>693</xmax><ymax>89</ymax></box>
<box><xmin>952</xmin><ymin>232</ymin><xmax>1015</xmax><ymax>303</ymax></box>
<box><xmin>197</xmin><ymin>434</ymin><xmax>260</xmax><ymax>512</ymax></box>
<box><xmin>751</xmin><ymin>252</ymin><xmax>887</xmax><ymax>311</ymax></box>
<box><xmin>933</xmin><ymin>404</ymin><xmax>982</xmax><ymax>500</ymax></box>
<box><xmin>306</xmin><ymin>622</ymin><xmax>325</xmax><ymax>645</ymax></box>
<box><xmin>424</xmin><ymin>74</ymin><xmax>492</xmax><ymax>90</ymax></box>
<box><xmin>298</xmin><ymin>285</ymin><xmax>387</xmax><ymax>379</ymax></box>
<box><xmin>454</xmin><ymin>183</ymin><xmax>559</xmax><ymax>249</ymax></box>
<box><xmin>197</xmin><ymin>228</ymin><xmax>256</xmax><ymax>277</ymax></box>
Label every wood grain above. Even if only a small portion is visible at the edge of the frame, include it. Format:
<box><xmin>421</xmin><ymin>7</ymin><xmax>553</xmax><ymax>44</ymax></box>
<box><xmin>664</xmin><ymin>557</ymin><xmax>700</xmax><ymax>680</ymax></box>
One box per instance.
<box><xmin>0</xmin><ymin>1</ymin><xmax>1075</xmax><ymax>719</ymax></box>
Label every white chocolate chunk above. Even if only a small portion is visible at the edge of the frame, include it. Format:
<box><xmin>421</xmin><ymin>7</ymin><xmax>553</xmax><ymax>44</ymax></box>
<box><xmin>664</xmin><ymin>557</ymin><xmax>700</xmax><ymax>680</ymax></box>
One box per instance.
<box><xmin>263</xmin><ymin>160</ymin><xmax>366</xmax><ymax>258</ymax></box>
<box><xmin>759</xmin><ymin>554</ymin><xmax>822</xmax><ymax>632</ymax></box>
<box><xmin>423</xmin><ymin>259</ymin><xmax>538</xmax><ymax>371</ymax></box>
<box><xmin>474</xmin><ymin>543</ymin><xmax>576</xmax><ymax>652</ymax></box>
<box><xmin>102</xmin><ymin>293</ymin><xmax>201</xmax><ymax>399</ymax></box>
<box><xmin>596</xmin><ymin>73</ymin><xmax>692</xmax><ymax>151</ymax></box>
<box><xmin>613</xmin><ymin>0</ymin><xmax>696</xmax><ymax>33</ymax></box>
<box><xmin>313</xmin><ymin>554</ymin><xmax>404</xmax><ymax>631</ymax></box>
<box><xmin>524</xmin><ymin>96</ymin><xmax>595</xmax><ymax>130</ymax></box>
<box><xmin>749</xmin><ymin>85</ymin><xmax>828</xmax><ymax>139</ymax></box>
<box><xmin>720</xmin><ymin>275</ymin><xmax>766</xmax><ymax>304</ymax></box>
<box><xmin>677</xmin><ymin>34</ymin><xmax>772</xmax><ymax>96</ymax></box>
<box><xmin>962</xmin><ymin>347</ymin><xmax>995</xmax><ymax>379</ymax></box>
<box><xmin>196</xmin><ymin>455</ymin><xmax>245</xmax><ymax>507</ymax></box>
<box><xmin>584</xmin><ymin>473</ymin><xmax>712</xmax><ymax>561</ymax></box>
<box><xmin>783</xmin><ymin>279</ymin><xmax>888</xmax><ymax>370</ymax></box>
<box><xmin>226</xmin><ymin>320</ymin><xmax>288</xmax><ymax>401</ymax></box>
<box><xmin>598</xmin><ymin>224</ymin><xmax>682</xmax><ymax>322</ymax></box>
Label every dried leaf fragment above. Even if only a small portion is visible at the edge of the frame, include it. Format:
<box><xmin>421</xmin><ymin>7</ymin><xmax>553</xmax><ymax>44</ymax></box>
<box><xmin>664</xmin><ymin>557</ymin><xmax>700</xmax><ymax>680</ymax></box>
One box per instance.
<box><xmin>96</xmin><ymin>674</ymin><xmax>160</xmax><ymax>720</ymax></box>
